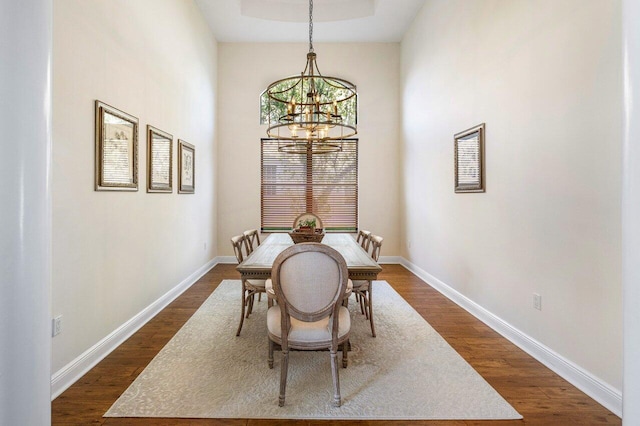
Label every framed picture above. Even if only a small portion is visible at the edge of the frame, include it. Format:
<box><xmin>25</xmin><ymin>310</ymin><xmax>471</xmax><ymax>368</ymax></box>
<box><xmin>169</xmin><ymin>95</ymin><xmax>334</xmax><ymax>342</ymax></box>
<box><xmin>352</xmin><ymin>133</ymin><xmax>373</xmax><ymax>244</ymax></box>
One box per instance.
<box><xmin>178</xmin><ymin>139</ymin><xmax>195</xmax><ymax>194</ymax></box>
<box><xmin>147</xmin><ymin>125</ymin><xmax>173</xmax><ymax>193</ymax></box>
<box><xmin>454</xmin><ymin>123</ymin><xmax>485</xmax><ymax>193</ymax></box>
<box><xmin>95</xmin><ymin>101</ymin><xmax>139</xmax><ymax>191</ymax></box>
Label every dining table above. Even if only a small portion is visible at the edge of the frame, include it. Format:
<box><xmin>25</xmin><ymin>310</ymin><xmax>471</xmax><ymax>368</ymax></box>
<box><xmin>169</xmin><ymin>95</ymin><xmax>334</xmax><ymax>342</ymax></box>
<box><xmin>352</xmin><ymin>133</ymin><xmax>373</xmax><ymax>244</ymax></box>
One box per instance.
<box><xmin>236</xmin><ymin>233</ymin><xmax>382</xmax><ymax>281</ymax></box>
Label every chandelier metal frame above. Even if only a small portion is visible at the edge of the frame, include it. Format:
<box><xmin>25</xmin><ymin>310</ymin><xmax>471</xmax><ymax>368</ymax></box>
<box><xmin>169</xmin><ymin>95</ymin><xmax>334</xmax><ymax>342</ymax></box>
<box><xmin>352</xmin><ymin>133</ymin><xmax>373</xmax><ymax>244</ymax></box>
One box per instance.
<box><xmin>265</xmin><ymin>0</ymin><xmax>358</xmax><ymax>154</ymax></box>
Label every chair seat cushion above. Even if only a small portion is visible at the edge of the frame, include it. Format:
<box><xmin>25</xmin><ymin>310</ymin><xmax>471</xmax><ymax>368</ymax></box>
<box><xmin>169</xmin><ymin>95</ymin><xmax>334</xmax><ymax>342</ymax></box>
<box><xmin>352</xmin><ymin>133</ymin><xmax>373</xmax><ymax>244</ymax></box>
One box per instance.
<box><xmin>246</xmin><ymin>279</ymin><xmax>266</xmax><ymax>289</ymax></box>
<box><xmin>344</xmin><ymin>279</ymin><xmax>353</xmax><ymax>298</ymax></box>
<box><xmin>351</xmin><ymin>280</ymin><xmax>369</xmax><ymax>290</ymax></box>
<box><xmin>267</xmin><ymin>305</ymin><xmax>351</xmax><ymax>343</ymax></box>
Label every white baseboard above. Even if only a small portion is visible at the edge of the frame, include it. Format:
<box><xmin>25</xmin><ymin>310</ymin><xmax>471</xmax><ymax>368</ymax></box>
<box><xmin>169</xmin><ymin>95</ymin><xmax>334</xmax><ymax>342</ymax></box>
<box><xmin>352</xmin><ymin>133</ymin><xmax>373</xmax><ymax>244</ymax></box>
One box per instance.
<box><xmin>398</xmin><ymin>257</ymin><xmax>622</xmax><ymax>418</ymax></box>
<box><xmin>50</xmin><ymin>257</ymin><xmax>220</xmax><ymax>400</ymax></box>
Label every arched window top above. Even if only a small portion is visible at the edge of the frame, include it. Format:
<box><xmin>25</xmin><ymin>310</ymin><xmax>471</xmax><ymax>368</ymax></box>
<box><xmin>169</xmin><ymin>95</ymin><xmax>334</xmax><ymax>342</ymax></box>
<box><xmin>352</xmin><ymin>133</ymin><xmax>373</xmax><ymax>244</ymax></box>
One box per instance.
<box><xmin>259</xmin><ymin>81</ymin><xmax>357</xmax><ymax>127</ymax></box>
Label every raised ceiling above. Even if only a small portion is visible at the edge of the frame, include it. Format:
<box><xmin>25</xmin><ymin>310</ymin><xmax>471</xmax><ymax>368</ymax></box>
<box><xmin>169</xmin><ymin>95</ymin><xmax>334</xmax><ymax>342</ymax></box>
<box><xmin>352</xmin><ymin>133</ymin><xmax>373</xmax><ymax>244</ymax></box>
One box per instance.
<box><xmin>195</xmin><ymin>0</ymin><xmax>426</xmax><ymax>43</ymax></box>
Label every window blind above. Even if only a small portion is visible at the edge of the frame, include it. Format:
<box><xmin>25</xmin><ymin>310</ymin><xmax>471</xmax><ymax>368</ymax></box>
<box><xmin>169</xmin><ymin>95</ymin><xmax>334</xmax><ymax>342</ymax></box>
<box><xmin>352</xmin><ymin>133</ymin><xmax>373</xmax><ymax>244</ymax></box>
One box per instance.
<box><xmin>261</xmin><ymin>138</ymin><xmax>358</xmax><ymax>232</ymax></box>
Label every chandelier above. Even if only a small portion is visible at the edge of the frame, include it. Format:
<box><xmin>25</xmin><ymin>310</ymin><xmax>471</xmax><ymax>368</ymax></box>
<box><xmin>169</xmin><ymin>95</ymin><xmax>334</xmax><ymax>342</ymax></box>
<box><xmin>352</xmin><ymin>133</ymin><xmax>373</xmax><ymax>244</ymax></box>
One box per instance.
<box><xmin>264</xmin><ymin>0</ymin><xmax>357</xmax><ymax>154</ymax></box>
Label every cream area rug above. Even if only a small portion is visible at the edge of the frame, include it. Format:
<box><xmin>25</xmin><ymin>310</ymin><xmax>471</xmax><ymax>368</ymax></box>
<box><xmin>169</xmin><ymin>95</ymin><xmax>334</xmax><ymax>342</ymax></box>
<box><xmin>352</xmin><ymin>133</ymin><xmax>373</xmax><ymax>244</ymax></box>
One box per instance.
<box><xmin>105</xmin><ymin>280</ymin><xmax>522</xmax><ymax>420</ymax></box>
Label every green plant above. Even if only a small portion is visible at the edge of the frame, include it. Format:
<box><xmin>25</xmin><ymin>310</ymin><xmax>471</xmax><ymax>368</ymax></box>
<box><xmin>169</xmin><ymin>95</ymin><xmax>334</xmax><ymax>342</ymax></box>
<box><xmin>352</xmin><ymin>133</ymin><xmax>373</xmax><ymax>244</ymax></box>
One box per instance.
<box><xmin>298</xmin><ymin>218</ymin><xmax>316</xmax><ymax>228</ymax></box>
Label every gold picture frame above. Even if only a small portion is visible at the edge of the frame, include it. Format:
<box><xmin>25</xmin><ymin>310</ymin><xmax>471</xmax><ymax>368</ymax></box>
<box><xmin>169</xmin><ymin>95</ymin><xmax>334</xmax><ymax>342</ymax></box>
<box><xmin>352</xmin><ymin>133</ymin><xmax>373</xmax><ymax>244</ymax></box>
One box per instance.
<box><xmin>95</xmin><ymin>101</ymin><xmax>139</xmax><ymax>191</ymax></box>
<box><xmin>454</xmin><ymin>123</ymin><xmax>485</xmax><ymax>193</ymax></box>
<box><xmin>147</xmin><ymin>125</ymin><xmax>173</xmax><ymax>193</ymax></box>
<box><xmin>178</xmin><ymin>139</ymin><xmax>195</xmax><ymax>194</ymax></box>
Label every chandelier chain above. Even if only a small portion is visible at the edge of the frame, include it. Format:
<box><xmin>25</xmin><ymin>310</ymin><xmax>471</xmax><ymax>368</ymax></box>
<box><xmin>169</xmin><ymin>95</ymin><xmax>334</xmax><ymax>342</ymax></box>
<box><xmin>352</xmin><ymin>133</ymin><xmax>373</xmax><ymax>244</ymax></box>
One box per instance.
<box><xmin>309</xmin><ymin>0</ymin><xmax>314</xmax><ymax>52</ymax></box>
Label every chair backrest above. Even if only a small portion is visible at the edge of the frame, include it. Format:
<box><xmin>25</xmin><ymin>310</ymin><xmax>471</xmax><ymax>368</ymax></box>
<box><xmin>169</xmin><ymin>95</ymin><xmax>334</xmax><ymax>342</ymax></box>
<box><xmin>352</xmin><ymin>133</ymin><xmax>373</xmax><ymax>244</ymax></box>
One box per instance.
<box><xmin>357</xmin><ymin>230</ymin><xmax>371</xmax><ymax>251</ymax></box>
<box><xmin>271</xmin><ymin>243</ymin><xmax>348</xmax><ymax>324</ymax></box>
<box><xmin>231</xmin><ymin>234</ymin><xmax>247</xmax><ymax>263</ymax></box>
<box><xmin>243</xmin><ymin>229</ymin><xmax>261</xmax><ymax>254</ymax></box>
<box><xmin>292</xmin><ymin>212</ymin><xmax>324</xmax><ymax>230</ymax></box>
<box><xmin>369</xmin><ymin>234</ymin><xmax>384</xmax><ymax>262</ymax></box>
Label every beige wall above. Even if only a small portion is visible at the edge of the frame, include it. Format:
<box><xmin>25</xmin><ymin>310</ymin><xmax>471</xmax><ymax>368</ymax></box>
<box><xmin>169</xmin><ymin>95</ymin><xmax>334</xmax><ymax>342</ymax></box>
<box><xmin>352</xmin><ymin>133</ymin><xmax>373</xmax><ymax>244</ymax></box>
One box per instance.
<box><xmin>217</xmin><ymin>43</ymin><xmax>401</xmax><ymax>255</ymax></box>
<box><xmin>401</xmin><ymin>0</ymin><xmax>622</xmax><ymax>389</ymax></box>
<box><xmin>52</xmin><ymin>0</ymin><xmax>218</xmax><ymax>372</ymax></box>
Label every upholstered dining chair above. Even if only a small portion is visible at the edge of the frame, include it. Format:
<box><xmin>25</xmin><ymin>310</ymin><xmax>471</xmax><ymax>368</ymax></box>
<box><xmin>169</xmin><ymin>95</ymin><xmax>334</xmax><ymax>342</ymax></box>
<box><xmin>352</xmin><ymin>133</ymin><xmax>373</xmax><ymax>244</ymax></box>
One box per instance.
<box><xmin>231</xmin><ymin>234</ymin><xmax>266</xmax><ymax>336</ymax></box>
<box><xmin>267</xmin><ymin>243</ymin><xmax>351</xmax><ymax>407</ymax></box>
<box><xmin>352</xmin><ymin>234</ymin><xmax>383</xmax><ymax>337</ymax></box>
<box><xmin>243</xmin><ymin>229</ymin><xmax>261</xmax><ymax>254</ymax></box>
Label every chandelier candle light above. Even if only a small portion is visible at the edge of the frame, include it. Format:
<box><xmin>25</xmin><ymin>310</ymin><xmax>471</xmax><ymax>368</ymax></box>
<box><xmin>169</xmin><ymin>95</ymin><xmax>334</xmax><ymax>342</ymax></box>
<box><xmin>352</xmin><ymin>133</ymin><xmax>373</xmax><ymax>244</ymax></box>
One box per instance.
<box><xmin>265</xmin><ymin>0</ymin><xmax>357</xmax><ymax>154</ymax></box>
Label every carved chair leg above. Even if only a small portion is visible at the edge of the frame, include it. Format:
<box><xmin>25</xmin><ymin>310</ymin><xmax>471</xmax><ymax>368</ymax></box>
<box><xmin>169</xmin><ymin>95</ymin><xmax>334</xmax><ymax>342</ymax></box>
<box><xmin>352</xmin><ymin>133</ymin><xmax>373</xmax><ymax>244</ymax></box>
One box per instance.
<box><xmin>330</xmin><ymin>348</ymin><xmax>341</xmax><ymax>407</ymax></box>
<box><xmin>246</xmin><ymin>292</ymin><xmax>255</xmax><ymax>317</ymax></box>
<box><xmin>268</xmin><ymin>338</ymin><xmax>274</xmax><ymax>369</ymax></box>
<box><xmin>236</xmin><ymin>285</ymin><xmax>246</xmax><ymax>336</ymax></box>
<box><xmin>279</xmin><ymin>349</ymin><xmax>289</xmax><ymax>407</ymax></box>
<box><xmin>342</xmin><ymin>340</ymin><xmax>349</xmax><ymax>368</ymax></box>
<box><xmin>361</xmin><ymin>291</ymin><xmax>369</xmax><ymax>319</ymax></box>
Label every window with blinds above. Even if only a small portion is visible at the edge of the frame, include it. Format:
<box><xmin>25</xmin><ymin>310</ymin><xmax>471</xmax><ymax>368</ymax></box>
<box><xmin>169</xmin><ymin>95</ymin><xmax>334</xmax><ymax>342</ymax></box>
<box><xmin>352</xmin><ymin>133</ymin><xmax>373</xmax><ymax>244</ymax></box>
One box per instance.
<box><xmin>261</xmin><ymin>138</ymin><xmax>358</xmax><ymax>232</ymax></box>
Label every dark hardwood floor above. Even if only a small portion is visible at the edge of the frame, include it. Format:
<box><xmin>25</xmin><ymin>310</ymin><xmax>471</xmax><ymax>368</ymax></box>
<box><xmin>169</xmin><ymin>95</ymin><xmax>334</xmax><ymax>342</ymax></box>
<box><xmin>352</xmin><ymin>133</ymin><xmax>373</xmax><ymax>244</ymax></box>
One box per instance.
<box><xmin>51</xmin><ymin>263</ymin><xmax>621</xmax><ymax>425</ymax></box>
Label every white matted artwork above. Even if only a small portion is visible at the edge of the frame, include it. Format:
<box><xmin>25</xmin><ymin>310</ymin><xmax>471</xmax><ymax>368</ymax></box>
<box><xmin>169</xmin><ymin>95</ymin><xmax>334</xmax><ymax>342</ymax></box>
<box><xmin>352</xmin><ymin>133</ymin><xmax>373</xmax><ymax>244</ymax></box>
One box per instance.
<box><xmin>178</xmin><ymin>139</ymin><xmax>195</xmax><ymax>194</ymax></box>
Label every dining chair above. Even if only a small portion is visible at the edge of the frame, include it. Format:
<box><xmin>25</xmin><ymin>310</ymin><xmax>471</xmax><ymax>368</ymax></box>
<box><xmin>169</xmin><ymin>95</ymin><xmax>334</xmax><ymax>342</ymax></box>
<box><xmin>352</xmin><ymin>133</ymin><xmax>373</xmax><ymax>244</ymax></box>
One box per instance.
<box><xmin>243</xmin><ymin>229</ymin><xmax>261</xmax><ymax>254</ymax></box>
<box><xmin>352</xmin><ymin>234</ymin><xmax>383</xmax><ymax>337</ymax></box>
<box><xmin>231</xmin><ymin>234</ymin><xmax>266</xmax><ymax>336</ymax></box>
<box><xmin>353</xmin><ymin>230</ymin><xmax>372</xmax><ymax>312</ymax></box>
<box><xmin>242</xmin><ymin>229</ymin><xmax>263</xmax><ymax>302</ymax></box>
<box><xmin>356</xmin><ymin>229</ymin><xmax>371</xmax><ymax>252</ymax></box>
<box><xmin>267</xmin><ymin>242</ymin><xmax>351</xmax><ymax>407</ymax></box>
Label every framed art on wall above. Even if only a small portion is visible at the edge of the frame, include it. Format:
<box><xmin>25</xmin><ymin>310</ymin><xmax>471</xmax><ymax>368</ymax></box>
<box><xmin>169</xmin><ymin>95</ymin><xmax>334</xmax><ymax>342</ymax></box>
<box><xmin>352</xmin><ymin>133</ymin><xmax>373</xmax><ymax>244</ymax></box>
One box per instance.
<box><xmin>454</xmin><ymin>123</ymin><xmax>485</xmax><ymax>193</ymax></box>
<box><xmin>178</xmin><ymin>139</ymin><xmax>195</xmax><ymax>194</ymax></box>
<box><xmin>95</xmin><ymin>100</ymin><xmax>139</xmax><ymax>191</ymax></box>
<box><xmin>147</xmin><ymin>125</ymin><xmax>173</xmax><ymax>193</ymax></box>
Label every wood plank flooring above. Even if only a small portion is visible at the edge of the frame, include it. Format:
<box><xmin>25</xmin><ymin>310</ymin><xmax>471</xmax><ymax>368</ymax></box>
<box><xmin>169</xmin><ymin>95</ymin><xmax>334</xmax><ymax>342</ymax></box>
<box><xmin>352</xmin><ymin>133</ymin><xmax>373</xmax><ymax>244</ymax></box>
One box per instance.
<box><xmin>51</xmin><ymin>263</ymin><xmax>621</xmax><ymax>425</ymax></box>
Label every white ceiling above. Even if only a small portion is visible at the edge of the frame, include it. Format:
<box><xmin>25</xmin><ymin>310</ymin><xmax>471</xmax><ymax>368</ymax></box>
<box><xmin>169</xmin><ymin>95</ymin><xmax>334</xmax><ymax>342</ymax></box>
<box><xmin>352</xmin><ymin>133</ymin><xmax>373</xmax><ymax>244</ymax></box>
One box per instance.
<box><xmin>194</xmin><ymin>0</ymin><xmax>426</xmax><ymax>43</ymax></box>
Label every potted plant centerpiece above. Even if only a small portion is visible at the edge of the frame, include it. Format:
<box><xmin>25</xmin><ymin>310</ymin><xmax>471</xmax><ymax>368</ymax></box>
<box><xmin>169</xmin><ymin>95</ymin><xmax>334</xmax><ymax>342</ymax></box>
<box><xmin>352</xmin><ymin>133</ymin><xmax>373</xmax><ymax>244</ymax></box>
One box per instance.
<box><xmin>290</xmin><ymin>214</ymin><xmax>324</xmax><ymax>243</ymax></box>
<box><xmin>297</xmin><ymin>218</ymin><xmax>316</xmax><ymax>234</ymax></box>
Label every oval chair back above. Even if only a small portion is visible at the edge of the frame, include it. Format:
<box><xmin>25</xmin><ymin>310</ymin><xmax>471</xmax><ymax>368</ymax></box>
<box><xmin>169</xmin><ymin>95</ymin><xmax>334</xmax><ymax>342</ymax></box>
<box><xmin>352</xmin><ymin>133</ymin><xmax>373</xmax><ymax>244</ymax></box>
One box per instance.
<box><xmin>272</xmin><ymin>243</ymin><xmax>347</xmax><ymax>323</ymax></box>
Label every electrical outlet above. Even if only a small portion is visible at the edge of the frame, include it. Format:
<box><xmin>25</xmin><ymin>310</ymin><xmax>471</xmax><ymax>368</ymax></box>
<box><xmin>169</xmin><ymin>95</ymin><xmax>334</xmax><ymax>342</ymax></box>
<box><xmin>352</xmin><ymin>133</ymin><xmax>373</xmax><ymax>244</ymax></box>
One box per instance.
<box><xmin>52</xmin><ymin>315</ymin><xmax>62</xmax><ymax>336</ymax></box>
<box><xmin>533</xmin><ymin>293</ymin><xmax>542</xmax><ymax>311</ymax></box>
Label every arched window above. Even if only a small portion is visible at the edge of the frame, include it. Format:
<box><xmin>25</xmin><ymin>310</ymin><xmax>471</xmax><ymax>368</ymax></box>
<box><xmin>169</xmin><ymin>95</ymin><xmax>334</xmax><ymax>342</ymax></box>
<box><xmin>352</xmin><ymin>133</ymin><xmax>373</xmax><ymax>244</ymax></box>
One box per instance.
<box><xmin>259</xmin><ymin>82</ymin><xmax>357</xmax><ymax>127</ymax></box>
